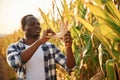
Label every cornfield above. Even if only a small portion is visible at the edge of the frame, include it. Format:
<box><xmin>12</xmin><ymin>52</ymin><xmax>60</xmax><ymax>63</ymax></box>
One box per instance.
<box><xmin>0</xmin><ymin>0</ymin><xmax>120</xmax><ymax>80</ymax></box>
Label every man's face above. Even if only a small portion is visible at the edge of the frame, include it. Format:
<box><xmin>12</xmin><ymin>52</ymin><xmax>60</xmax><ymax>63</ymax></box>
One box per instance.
<box><xmin>24</xmin><ymin>16</ymin><xmax>41</xmax><ymax>38</ymax></box>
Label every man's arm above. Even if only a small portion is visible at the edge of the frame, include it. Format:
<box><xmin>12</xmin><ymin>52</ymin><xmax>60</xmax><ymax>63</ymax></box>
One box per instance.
<box><xmin>6</xmin><ymin>29</ymin><xmax>55</xmax><ymax>69</ymax></box>
<box><xmin>63</xmin><ymin>31</ymin><xmax>76</xmax><ymax>69</ymax></box>
<box><xmin>20</xmin><ymin>39</ymin><xmax>43</xmax><ymax>63</ymax></box>
<box><xmin>6</xmin><ymin>38</ymin><xmax>46</xmax><ymax>68</ymax></box>
<box><xmin>21</xmin><ymin>29</ymin><xmax>55</xmax><ymax>63</ymax></box>
<box><xmin>65</xmin><ymin>44</ymin><xmax>76</xmax><ymax>69</ymax></box>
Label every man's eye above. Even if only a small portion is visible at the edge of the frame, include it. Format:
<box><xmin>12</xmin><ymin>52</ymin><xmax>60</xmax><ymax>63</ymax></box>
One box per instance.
<box><xmin>37</xmin><ymin>23</ymin><xmax>40</xmax><ymax>26</ymax></box>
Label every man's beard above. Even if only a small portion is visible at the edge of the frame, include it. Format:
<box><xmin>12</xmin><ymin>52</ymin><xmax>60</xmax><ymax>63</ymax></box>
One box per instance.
<box><xmin>31</xmin><ymin>34</ymin><xmax>40</xmax><ymax>38</ymax></box>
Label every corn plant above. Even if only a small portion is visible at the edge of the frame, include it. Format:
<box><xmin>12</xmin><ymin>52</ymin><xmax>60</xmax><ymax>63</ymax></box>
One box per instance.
<box><xmin>39</xmin><ymin>0</ymin><xmax>120</xmax><ymax>80</ymax></box>
<box><xmin>70</xmin><ymin>0</ymin><xmax>120</xmax><ymax>80</ymax></box>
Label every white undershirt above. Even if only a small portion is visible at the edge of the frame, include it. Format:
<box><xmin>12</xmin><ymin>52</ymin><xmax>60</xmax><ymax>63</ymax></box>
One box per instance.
<box><xmin>25</xmin><ymin>45</ymin><xmax>45</xmax><ymax>80</ymax></box>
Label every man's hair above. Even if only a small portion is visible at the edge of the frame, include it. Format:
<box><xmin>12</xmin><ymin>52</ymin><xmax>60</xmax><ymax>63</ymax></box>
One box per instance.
<box><xmin>21</xmin><ymin>14</ymin><xmax>34</xmax><ymax>30</ymax></box>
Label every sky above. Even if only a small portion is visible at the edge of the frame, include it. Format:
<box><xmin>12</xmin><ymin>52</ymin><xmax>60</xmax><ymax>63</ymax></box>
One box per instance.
<box><xmin>0</xmin><ymin>0</ymin><xmax>65</xmax><ymax>34</ymax></box>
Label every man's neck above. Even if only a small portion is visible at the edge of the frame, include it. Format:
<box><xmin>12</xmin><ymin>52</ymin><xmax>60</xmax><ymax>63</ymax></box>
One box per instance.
<box><xmin>23</xmin><ymin>37</ymin><xmax>39</xmax><ymax>45</ymax></box>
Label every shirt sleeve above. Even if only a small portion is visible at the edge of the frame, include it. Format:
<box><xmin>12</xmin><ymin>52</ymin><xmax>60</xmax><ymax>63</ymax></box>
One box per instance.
<box><xmin>52</xmin><ymin>44</ymin><xmax>67</xmax><ymax>69</ymax></box>
<box><xmin>51</xmin><ymin>43</ymin><xmax>76</xmax><ymax>72</ymax></box>
<box><xmin>6</xmin><ymin>43</ymin><xmax>23</xmax><ymax>70</ymax></box>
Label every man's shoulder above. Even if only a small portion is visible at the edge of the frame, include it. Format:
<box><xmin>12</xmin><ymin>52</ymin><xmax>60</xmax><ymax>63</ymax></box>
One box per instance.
<box><xmin>7</xmin><ymin>39</ymin><xmax>24</xmax><ymax>48</ymax></box>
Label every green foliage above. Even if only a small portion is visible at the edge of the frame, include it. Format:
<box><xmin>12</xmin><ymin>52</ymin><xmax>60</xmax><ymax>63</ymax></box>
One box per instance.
<box><xmin>1</xmin><ymin>0</ymin><xmax>120</xmax><ymax>80</ymax></box>
<box><xmin>40</xmin><ymin>0</ymin><xmax>120</xmax><ymax>79</ymax></box>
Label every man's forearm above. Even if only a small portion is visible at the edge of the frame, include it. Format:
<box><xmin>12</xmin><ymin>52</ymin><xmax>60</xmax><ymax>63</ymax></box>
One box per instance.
<box><xmin>20</xmin><ymin>39</ymin><xmax>43</xmax><ymax>63</ymax></box>
<box><xmin>66</xmin><ymin>46</ymin><xmax>76</xmax><ymax>69</ymax></box>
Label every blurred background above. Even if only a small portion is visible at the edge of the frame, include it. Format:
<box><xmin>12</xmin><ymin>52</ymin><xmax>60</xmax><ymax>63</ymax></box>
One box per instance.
<box><xmin>1</xmin><ymin>0</ymin><xmax>120</xmax><ymax>80</ymax></box>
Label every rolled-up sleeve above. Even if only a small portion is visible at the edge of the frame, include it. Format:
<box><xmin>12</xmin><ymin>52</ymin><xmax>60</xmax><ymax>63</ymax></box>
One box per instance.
<box><xmin>6</xmin><ymin>44</ymin><xmax>22</xmax><ymax>69</ymax></box>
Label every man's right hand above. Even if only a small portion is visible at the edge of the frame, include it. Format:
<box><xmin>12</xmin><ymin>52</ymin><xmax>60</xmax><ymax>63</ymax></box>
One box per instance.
<box><xmin>40</xmin><ymin>28</ymin><xmax>55</xmax><ymax>44</ymax></box>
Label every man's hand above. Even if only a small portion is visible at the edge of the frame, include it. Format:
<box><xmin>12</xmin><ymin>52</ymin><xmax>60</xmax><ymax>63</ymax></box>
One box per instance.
<box><xmin>63</xmin><ymin>31</ymin><xmax>76</xmax><ymax>71</ymax></box>
<box><xmin>62</xmin><ymin>31</ymin><xmax>72</xmax><ymax>48</ymax></box>
<box><xmin>40</xmin><ymin>28</ymin><xmax>55</xmax><ymax>44</ymax></box>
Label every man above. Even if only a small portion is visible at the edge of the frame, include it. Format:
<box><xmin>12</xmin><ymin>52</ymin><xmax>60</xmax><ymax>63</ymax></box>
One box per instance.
<box><xmin>6</xmin><ymin>14</ymin><xmax>76</xmax><ymax>80</ymax></box>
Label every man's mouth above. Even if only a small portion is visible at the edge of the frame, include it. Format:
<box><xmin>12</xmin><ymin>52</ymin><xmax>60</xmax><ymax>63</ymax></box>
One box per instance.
<box><xmin>34</xmin><ymin>29</ymin><xmax>40</xmax><ymax>33</ymax></box>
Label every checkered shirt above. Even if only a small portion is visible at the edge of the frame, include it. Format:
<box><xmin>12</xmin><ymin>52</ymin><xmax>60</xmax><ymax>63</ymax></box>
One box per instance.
<box><xmin>6</xmin><ymin>39</ymin><xmax>67</xmax><ymax>80</ymax></box>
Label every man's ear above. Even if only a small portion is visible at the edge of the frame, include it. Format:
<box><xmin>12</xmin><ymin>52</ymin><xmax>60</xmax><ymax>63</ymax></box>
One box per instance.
<box><xmin>22</xmin><ymin>26</ymin><xmax>26</xmax><ymax>31</ymax></box>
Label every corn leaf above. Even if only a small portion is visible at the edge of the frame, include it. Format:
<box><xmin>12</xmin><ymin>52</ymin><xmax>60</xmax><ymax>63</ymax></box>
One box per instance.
<box><xmin>85</xmin><ymin>2</ymin><xmax>120</xmax><ymax>38</ymax></box>
<box><xmin>70</xmin><ymin>13</ymin><xmax>94</xmax><ymax>32</ymax></box>
<box><xmin>106</xmin><ymin>59</ymin><xmax>117</xmax><ymax>80</ymax></box>
<box><xmin>94</xmin><ymin>0</ymin><xmax>102</xmax><ymax>5</ymax></box>
<box><xmin>105</xmin><ymin>0</ymin><xmax>120</xmax><ymax>21</ymax></box>
<box><xmin>99</xmin><ymin>24</ymin><xmax>120</xmax><ymax>41</ymax></box>
<box><xmin>98</xmin><ymin>44</ymin><xmax>104</xmax><ymax>73</ymax></box>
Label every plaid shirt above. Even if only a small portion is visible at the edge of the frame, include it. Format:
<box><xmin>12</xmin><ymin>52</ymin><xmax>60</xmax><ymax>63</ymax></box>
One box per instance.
<box><xmin>6</xmin><ymin>39</ymin><xmax>67</xmax><ymax>80</ymax></box>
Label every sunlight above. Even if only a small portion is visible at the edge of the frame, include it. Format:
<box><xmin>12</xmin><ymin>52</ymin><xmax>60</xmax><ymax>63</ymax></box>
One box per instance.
<box><xmin>0</xmin><ymin>0</ymin><xmax>53</xmax><ymax>34</ymax></box>
<box><xmin>0</xmin><ymin>0</ymin><xmax>71</xmax><ymax>35</ymax></box>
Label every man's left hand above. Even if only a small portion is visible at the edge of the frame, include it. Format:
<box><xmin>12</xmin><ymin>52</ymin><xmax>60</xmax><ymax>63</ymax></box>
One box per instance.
<box><xmin>62</xmin><ymin>31</ymin><xmax>72</xmax><ymax>48</ymax></box>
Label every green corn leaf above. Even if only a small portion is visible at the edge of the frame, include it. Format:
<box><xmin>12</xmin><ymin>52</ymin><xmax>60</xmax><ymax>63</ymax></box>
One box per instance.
<box><xmin>70</xmin><ymin>13</ymin><xmax>94</xmax><ymax>33</ymax></box>
<box><xmin>85</xmin><ymin>2</ymin><xmax>120</xmax><ymax>38</ymax></box>
<box><xmin>83</xmin><ymin>34</ymin><xmax>93</xmax><ymax>57</ymax></box>
<box><xmin>94</xmin><ymin>26</ymin><xmax>120</xmax><ymax>61</ymax></box>
<box><xmin>86</xmin><ymin>2</ymin><xmax>108</xmax><ymax>20</ymax></box>
<box><xmin>106</xmin><ymin>59</ymin><xmax>117</xmax><ymax>80</ymax></box>
<box><xmin>93</xmin><ymin>26</ymin><xmax>111</xmax><ymax>50</ymax></box>
<box><xmin>105</xmin><ymin>0</ymin><xmax>120</xmax><ymax>21</ymax></box>
<box><xmin>112</xmin><ymin>48</ymin><xmax>120</xmax><ymax>62</ymax></box>
<box><xmin>98</xmin><ymin>23</ymin><xmax>120</xmax><ymax>41</ymax></box>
